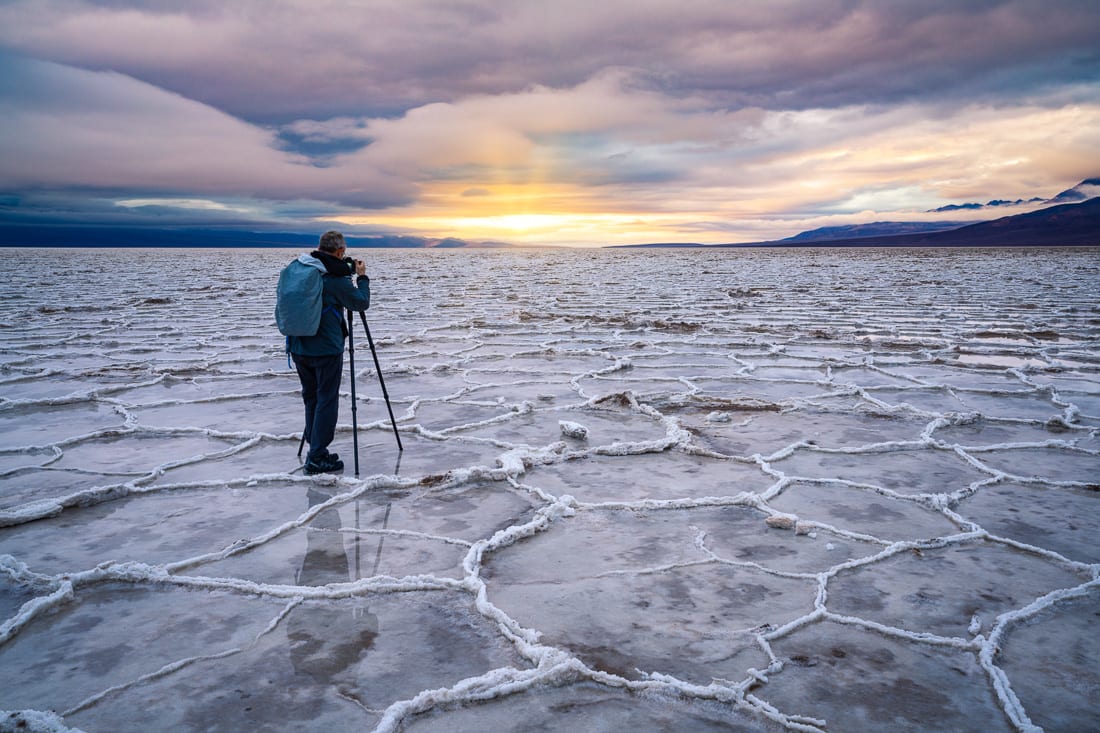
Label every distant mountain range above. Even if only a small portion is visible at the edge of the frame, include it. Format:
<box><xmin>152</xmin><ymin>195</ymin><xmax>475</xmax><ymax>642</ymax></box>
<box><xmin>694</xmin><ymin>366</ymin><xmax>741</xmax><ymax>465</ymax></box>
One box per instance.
<box><xmin>778</xmin><ymin>221</ymin><xmax>967</xmax><ymax>242</ymax></box>
<box><xmin>927</xmin><ymin>178</ymin><xmax>1100</xmax><ymax>212</ymax></box>
<box><xmin>1047</xmin><ymin>178</ymin><xmax>1100</xmax><ymax>204</ymax></box>
<box><xmin>622</xmin><ymin>196</ymin><xmax>1100</xmax><ymax>249</ymax></box>
<box><xmin>777</xmin><ymin>187</ymin><xmax>1100</xmax><ymax>245</ymax></box>
<box><xmin>0</xmin><ymin>227</ymin><xmax>506</xmax><ymax>249</ymax></box>
<box><xmin>928</xmin><ymin>198</ymin><xmax>1044</xmax><ymax>213</ymax></box>
<box><xmin>750</xmin><ymin>197</ymin><xmax>1099</xmax><ymax>248</ymax></box>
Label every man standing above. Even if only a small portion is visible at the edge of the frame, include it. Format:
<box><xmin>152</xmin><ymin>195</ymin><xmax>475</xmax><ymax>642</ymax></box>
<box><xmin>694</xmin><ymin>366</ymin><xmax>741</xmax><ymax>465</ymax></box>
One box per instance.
<box><xmin>287</xmin><ymin>230</ymin><xmax>370</xmax><ymax>474</ymax></box>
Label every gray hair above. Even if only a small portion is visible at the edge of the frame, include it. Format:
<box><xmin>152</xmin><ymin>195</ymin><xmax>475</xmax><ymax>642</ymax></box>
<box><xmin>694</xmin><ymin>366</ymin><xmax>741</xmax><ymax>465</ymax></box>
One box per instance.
<box><xmin>318</xmin><ymin>230</ymin><xmax>346</xmax><ymax>253</ymax></box>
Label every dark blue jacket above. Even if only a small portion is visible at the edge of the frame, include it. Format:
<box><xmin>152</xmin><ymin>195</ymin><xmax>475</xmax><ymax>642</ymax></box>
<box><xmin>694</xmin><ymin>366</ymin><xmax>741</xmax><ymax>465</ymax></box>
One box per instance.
<box><xmin>287</xmin><ymin>251</ymin><xmax>371</xmax><ymax>356</ymax></box>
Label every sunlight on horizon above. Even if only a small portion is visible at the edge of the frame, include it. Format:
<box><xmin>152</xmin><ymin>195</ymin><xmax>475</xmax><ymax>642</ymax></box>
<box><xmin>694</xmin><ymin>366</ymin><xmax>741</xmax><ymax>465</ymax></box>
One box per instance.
<box><xmin>330</xmin><ymin>211</ymin><xmax>717</xmax><ymax>246</ymax></box>
<box><xmin>327</xmin><ymin>182</ymin><xmax>713</xmax><ymax>245</ymax></box>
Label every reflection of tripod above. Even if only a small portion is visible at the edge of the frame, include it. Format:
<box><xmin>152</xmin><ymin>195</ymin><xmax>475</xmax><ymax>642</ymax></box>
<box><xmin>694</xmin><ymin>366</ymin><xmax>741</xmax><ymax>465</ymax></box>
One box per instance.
<box><xmin>288</xmin><ymin>487</ymin><xmax>379</xmax><ymax>681</ymax></box>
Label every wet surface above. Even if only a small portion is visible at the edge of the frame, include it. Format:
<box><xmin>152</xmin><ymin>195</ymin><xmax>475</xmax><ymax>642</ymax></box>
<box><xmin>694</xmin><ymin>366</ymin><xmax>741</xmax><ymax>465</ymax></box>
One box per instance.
<box><xmin>1</xmin><ymin>247</ymin><xmax>1098</xmax><ymax>732</ymax></box>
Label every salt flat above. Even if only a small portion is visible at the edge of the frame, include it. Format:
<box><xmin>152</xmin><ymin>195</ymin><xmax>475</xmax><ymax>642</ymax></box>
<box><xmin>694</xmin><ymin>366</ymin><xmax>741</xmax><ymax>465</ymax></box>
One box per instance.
<box><xmin>1</xmin><ymin>246</ymin><xmax>1098</xmax><ymax>733</ymax></box>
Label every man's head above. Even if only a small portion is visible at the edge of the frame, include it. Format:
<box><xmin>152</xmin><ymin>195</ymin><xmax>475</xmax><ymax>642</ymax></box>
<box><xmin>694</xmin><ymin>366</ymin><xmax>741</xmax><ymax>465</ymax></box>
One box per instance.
<box><xmin>318</xmin><ymin>230</ymin><xmax>346</xmax><ymax>255</ymax></box>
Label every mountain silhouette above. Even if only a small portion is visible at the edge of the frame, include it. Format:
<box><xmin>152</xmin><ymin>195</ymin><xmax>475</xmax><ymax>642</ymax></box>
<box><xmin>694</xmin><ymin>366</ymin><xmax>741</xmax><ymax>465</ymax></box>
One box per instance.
<box><xmin>730</xmin><ymin>198</ymin><xmax>1100</xmax><ymax>248</ymax></box>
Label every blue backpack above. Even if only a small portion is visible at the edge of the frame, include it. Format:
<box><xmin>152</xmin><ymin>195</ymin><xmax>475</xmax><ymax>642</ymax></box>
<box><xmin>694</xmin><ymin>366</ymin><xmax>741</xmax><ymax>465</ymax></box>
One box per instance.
<box><xmin>275</xmin><ymin>256</ymin><xmax>329</xmax><ymax>336</ymax></box>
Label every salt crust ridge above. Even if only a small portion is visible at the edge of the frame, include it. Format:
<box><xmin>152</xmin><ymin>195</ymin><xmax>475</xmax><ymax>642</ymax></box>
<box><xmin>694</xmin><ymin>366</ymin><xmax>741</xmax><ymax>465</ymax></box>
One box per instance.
<box><xmin>1</xmin><ymin>248</ymin><xmax>1098</xmax><ymax>732</ymax></box>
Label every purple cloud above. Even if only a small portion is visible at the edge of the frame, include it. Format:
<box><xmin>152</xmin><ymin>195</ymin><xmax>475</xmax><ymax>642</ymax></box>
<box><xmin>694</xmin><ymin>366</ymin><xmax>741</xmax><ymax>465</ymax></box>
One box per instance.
<box><xmin>1</xmin><ymin>1</ymin><xmax>1097</xmax><ymax>121</ymax></box>
<box><xmin>0</xmin><ymin>53</ymin><xmax>416</xmax><ymax>209</ymax></box>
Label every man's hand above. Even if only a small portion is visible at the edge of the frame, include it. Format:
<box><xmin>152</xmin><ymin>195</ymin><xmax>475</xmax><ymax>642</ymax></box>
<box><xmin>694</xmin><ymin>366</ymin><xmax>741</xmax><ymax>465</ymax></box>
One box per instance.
<box><xmin>354</xmin><ymin>259</ymin><xmax>367</xmax><ymax>277</ymax></box>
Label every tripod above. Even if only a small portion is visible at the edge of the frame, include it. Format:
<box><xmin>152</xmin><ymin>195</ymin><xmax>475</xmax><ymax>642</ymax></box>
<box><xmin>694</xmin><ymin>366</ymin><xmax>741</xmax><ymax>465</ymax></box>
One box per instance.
<box><xmin>297</xmin><ymin>310</ymin><xmax>403</xmax><ymax>474</ymax></box>
<box><xmin>346</xmin><ymin>309</ymin><xmax>404</xmax><ymax>475</ymax></box>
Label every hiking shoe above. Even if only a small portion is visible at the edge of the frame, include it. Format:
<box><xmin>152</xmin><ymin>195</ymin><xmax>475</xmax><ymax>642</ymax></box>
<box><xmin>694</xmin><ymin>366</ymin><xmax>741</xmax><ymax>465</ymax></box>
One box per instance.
<box><xmin>304</xmin><ymin>454</ymin><xmax>345</xmax><ymax>475</ymax></box>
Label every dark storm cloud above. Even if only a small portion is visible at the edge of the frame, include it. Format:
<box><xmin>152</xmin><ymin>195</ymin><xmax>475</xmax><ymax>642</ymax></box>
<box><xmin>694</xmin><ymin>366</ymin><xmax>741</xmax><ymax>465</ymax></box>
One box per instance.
<box><xmin>1</xmin><ymin>1</ymin><xmax>1097</xmax><ymax>122</ymax></box>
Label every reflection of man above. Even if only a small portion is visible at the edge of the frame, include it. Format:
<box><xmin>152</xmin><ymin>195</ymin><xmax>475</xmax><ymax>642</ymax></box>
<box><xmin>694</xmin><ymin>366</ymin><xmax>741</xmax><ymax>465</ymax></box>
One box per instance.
<box><xmin>287</xmin><ymin>487</ymin><xmax>378</xmax><ymax>685</ymax></box>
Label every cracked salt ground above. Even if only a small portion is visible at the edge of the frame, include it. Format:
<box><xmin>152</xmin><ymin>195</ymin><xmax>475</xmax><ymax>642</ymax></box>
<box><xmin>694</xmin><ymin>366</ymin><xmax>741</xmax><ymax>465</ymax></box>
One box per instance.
<box><xmin>0</xmin><ymin>248</ymin><xmax>1098</xmax><ymax>733</ymax></box>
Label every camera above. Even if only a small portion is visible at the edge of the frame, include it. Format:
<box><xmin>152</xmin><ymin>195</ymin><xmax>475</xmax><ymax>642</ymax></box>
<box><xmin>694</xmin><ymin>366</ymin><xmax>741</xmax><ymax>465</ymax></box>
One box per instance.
<box><xmin>343</xmin><ymin>256</ymin><xmax>360</xmax><ymax>275</ymax></box>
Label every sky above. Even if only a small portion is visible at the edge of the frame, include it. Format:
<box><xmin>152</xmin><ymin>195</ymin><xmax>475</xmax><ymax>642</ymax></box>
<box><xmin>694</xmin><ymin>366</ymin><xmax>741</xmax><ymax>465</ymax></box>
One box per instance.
<box><xmin>1</xmin><ymin>0</ymin><xmax>1099</xmax><ymax>247</ymax></box>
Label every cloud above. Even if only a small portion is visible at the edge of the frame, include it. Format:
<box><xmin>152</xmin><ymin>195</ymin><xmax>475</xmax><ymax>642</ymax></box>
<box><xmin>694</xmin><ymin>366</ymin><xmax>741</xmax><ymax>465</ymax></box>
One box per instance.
<box><xmin>4</xmin><ymin>48</ymin><xmax>1098</xmax><ymax>233</ymax></box>
<box><xmin>0</xmin><ymin>53</ymin><xmax>416</xmax><ymax>209</ymax></box>
<box><xmin>1</xmin><ymin>1</ymin><xmax>1097</xmax><ymax>121</ymax></box>
<box><xmin>324</xmin><ymin>75</ymin><xmax>1098</xmax><ymax>244</ymax></box>
<box><xmin>1</xmin><ymin>3</ymin><xmax>1099</xmax><ymax>244</ymax></box>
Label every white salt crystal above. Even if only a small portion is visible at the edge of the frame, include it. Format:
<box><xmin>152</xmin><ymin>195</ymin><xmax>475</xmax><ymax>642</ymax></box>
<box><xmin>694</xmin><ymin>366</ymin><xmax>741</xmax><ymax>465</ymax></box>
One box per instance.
<box><xmin>0</xmin><ymin>710</ymin><xmax>84</xmax><ymax>733</ymax></box>
<box><xmin>559</xmin><ymin>420</ymin><xmax>589</xmax><ymax>440</ymax></box>
<box><xmin>765</xmin><ymin>514</ymin><xmax>797</xmax><ymax>530</ymax></box>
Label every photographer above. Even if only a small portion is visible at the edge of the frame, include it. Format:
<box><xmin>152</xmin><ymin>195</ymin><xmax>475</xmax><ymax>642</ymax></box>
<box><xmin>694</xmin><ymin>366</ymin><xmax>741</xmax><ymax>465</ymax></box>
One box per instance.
<box><xmin>288</xmin><ymin>230</ymin><xmax>370</xmax><ymax>474</ymax></box>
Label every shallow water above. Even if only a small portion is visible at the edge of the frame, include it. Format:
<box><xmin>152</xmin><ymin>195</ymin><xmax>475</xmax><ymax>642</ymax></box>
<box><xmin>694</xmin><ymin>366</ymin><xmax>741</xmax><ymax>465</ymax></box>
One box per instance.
<box><xmin>1</xmin><ymin>246</ymin><xmax>1098</xmax><ymax>732</ymax></box>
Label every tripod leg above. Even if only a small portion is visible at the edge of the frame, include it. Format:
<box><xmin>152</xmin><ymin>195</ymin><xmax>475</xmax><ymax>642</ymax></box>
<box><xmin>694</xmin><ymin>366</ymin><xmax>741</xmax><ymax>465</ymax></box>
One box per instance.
<box><xmin>359</xmin><ymin>311</ymin><xmax>403</xmax><ymax>452</ymax></box>
<box><xmin>347</xmin><ymin>310</ymin><xmax>361</xmax><ymax>476</ymax></box>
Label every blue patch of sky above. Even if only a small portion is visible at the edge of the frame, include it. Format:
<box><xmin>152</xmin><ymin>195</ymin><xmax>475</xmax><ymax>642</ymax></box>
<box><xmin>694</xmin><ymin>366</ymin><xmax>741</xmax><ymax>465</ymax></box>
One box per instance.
<box><xmin>275</xmin><ymin>130</ymin><xmax>373</xmax><ymax>165</ymax></box>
